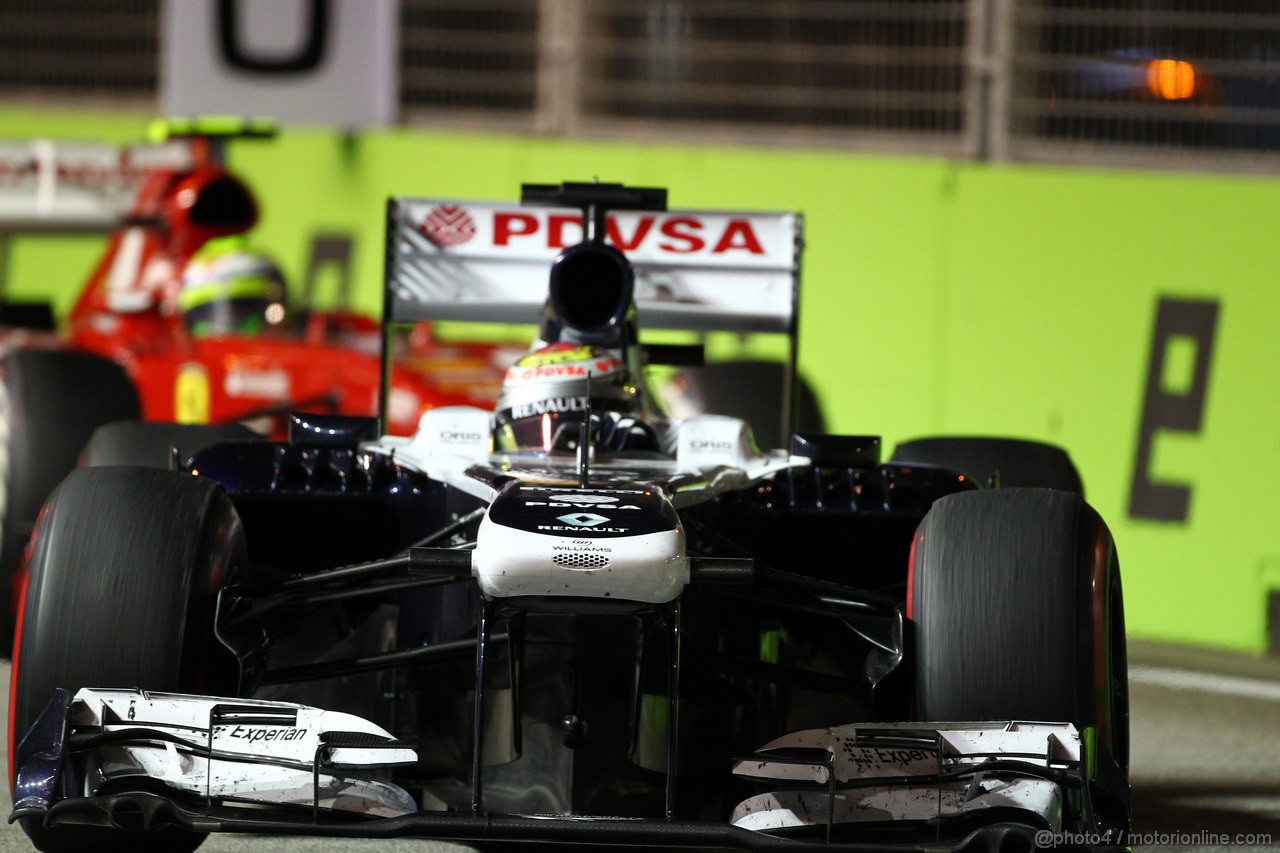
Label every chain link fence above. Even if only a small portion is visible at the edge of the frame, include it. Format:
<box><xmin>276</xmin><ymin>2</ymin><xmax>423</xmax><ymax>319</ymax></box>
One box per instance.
<box><xmin>1</xmin><ymin>0</ymin><xmax>1279</xmax><ymax>173</ymax></box>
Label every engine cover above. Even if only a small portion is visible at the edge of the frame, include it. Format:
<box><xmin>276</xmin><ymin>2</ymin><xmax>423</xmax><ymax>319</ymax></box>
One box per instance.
<box><xmin>473</xmin><ymin>482</ymin><xmax>688</xmax><ymax>603</ymax></box>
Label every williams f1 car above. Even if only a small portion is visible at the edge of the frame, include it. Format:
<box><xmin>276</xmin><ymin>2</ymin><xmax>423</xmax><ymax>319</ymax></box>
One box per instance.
<box><xmin>8</xmin><ymin>182</ymin><xmax>1130</xmax><ymax>852</ymax></box>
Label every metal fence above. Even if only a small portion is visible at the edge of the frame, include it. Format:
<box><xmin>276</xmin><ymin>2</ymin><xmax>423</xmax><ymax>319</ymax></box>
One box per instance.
<box><xmin>0</xmin><ymin>0</ymin><xmax>160</xmax><ymax>98</ymax></box>
<box><xmin>1006</xmin><ymin>0</ymin><xmax>1280</xmax><ymax>171</ymax></box>
<box><xmin>2</xmin><ymin>0</ymin><xmax>1279</xmax><ymax>173</ymax></box>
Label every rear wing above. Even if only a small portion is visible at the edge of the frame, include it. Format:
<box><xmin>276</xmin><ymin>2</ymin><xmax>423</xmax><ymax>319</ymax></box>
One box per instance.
<box><xmin>0</xmin><ymin>118</ymin><xmax>276</xmax><ymax>307</ymax></box>
<box><xmin>0</xmin><ymin>118</ymin><xmax>275</xmax><ymax>233</ymax></box>
<box><xmin>381</xmin><ymin>191</ymin><xmax>804</xmax><ymax>436</ymax></box>
<box><xmin>0</xmin><ymin>139</ymin><xmax>187</xmax><ymax>234</ymax></box>
<box><xmin>383</xmin><ymin>196</ymin><xmax>803</xmax><ymax>334</ymax></box>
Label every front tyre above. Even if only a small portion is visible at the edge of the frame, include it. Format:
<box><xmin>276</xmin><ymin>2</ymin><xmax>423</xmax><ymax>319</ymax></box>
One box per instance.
<box><xmin>9</xmin><ymin>467</ymin><xmax>245</xmax><ymax>853</ymax></box>
<box><xmin>910</xmin><ymin>488</ymin><xmax>1128</xmax><ymax>773</ymax></box>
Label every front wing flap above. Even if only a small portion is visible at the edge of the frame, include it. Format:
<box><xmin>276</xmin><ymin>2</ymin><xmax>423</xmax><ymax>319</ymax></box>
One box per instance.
<box><xmin>732</xmin><ymin>721</ymin><xmax>1103</xmax><ymax>837</ymax></box>
<box><xmin>11</xmin><ymin>688</ymin><xmax>418</xmax><ymax>822</ymax></box>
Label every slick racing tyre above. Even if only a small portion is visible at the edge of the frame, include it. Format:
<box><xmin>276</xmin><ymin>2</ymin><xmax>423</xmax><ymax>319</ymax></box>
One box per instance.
<box><xmin>910</xmin><ymin>488</ymin><xmax>1128</xmax><ymax>775</ymax></box>
<box><xmin>0</xmin><ymin>349</ymin><xmax>141</xmax><ymax>655</ymax></box>
<box><xmin>9</xmin><ymin>467</ymin><xmax>245</xmax><ymax>853</ymax></box>
<box><xmin>80</xmin><ymin>420</ymin><xmax>260</xmax><ymax>469</ymax></box>
<box><xmin>889</xmin><ymin>436</ymin><xmax>1084</xmax><ymax>494</ymax></box>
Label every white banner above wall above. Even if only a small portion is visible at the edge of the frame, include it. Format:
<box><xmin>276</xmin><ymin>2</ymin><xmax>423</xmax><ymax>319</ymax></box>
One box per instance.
<box><xmin>160</xmin><ymin>0</ymin><xmax>398</xmax><ymax>128</ymax></box>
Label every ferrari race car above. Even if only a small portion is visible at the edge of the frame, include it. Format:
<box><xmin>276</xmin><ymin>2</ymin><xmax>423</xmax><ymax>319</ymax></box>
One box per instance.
<box><xmin>8</xmin><ymin>182</ymin><xmax>1130</xmax><ymax>852</ymax></box>
<box><xmin>0</xmin><ymin>118</ymin><xmax>510</xmax><ymax>650</ymax></box>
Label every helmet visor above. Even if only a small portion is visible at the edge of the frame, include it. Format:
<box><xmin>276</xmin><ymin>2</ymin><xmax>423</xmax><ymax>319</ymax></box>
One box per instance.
<box><xmin>493</xmin><ymin>399</ymin><xmax>660</xmax><ymax>455</ymax></box>
<box><xmin>184</xmin><ymin>296</ymin><xmax>285</xmax><ymax>338</ymax></box>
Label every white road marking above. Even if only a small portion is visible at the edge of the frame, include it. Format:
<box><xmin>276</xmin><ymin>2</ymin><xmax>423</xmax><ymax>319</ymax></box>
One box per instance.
<box><xmin>1128</xmin><ymin>665</ymin><xmax>1280</xmax><ymax>702</ymax></box>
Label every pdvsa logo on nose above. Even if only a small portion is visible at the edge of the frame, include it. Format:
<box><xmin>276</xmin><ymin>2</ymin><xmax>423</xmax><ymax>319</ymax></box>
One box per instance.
<box><xmin>530</xmin><ymin>501</ymin><xmax>639</xmax><ymax>510</ymax></box>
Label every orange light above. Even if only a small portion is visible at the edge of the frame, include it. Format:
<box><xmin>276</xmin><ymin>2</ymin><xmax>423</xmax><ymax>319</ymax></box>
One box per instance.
<box><xmin>1147</xmin><ymin>59</ymin><xmax>1195</xmax><ymax>100</ymax></box>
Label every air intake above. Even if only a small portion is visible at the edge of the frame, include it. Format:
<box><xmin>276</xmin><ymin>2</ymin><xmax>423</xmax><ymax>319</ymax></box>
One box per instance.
<box><xmin>552</xmin><ymin>553</ymin><xmax>611</xmax><ymax>570</ymax></box>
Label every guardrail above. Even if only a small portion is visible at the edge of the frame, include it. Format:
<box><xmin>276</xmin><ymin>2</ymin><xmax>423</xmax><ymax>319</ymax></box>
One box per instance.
<box><xmin>2</xmin><ymin>0</ymin><xmax>1279</xmax><ymax>175</ymax></box>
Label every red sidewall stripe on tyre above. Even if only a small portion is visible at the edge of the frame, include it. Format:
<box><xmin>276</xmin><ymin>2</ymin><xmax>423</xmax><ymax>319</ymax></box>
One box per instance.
<box><xmin>905</xmin><ymin>527</ymin><xmax>920</xmax><ymax>623</ymax></box>
<box><xmin>7</xmin><ymin>562</ymin><xmax>30</xmax><ymax>787</ymax></box>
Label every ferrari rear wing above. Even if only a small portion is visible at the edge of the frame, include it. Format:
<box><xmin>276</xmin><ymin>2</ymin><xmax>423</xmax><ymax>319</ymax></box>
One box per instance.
<box><xmin>0</xmin><ymin>118</ymin><xmax>277</xmax><ymax>310</ymax></box>
<box><xmin>0</xmin><ymin>139</ymin><xmax>184</xmax><ymax>233</ymax></box>
<box><xmin>0</xmin><ymin>118</ymin><xmax>275</xmax><ymax>233</ymax></box>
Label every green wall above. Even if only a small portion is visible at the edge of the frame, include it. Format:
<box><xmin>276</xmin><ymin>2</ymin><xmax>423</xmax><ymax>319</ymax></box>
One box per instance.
<box><xmin>4</xmin><ymin>107</ymin><xmax>1276</xmax><ymax>654</ymax></box>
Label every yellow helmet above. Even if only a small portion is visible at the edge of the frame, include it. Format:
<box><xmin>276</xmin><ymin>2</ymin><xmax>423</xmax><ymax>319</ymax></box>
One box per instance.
<box><xmin>178</xmin><ymin>238</ymin><xmax>287</xmax><ymax>337</ymax></box>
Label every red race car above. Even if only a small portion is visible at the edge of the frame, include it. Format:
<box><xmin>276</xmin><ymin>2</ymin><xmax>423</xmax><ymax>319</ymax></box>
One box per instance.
<box><xmin>0</xmin><ymin>118</ymin><xmax>511</xmax><ymax>651</ymax></box>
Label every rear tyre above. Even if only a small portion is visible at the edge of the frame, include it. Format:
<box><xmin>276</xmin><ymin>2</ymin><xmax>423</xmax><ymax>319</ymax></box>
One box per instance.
<box><xmin>664</xmin><ymin>359</ymin><xmax>825</xmax><ymax>451</ymax></box>
<box><xmin>911</xmin><ymin>488</ymin><xmax>1128</xmax><ymax>773</ymax></box>
<box><xmin>80</xmin><ymin>420</ymin><xmax>260</xmax><ymax>469</ymax></box>
<box><xmin>10</xmin><ymin>467</ymin><xmax>245</xmax><ymax>853</ymax></box>
<box><xmin>0</xmin><ymin>350</ymin><xmax>141</xmax><ymax>654</ymax></box>
<box><xmin>890</xmin><ymin>436</ymin><xmax>1084</xmax><ymax>494</ymax></box>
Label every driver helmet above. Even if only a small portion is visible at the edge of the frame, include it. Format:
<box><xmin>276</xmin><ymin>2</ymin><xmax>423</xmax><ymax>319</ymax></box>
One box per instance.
<box><xmin>492</xmin><ymin>343</ymin><xmax>659</xmax><ymax>454</ymax></box>
<box><xmin>177</xmin><ymin>237</ymin><xmax>288</xmax><ymax>337</ymax></box>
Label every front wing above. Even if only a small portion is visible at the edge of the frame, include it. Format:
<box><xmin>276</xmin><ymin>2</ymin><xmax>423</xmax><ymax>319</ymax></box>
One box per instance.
<box><xmin>10</xmin><ymin>688</ymin><xmax>1124</xmax><ymax>852</ymax></box>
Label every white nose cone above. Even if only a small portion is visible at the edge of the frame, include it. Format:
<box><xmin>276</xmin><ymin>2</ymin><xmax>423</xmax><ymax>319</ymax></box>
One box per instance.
<box><xmin>472</xmin><ymin>483</ymin><xmax>689</xmax><ymax>603</ymax></box>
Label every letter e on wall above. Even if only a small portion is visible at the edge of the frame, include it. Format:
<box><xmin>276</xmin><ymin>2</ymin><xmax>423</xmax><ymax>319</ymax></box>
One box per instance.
<box><xmin>1129</xmin><ymin>297</ymin><xmax>1220</xmax><ymax>522</ymax></box>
